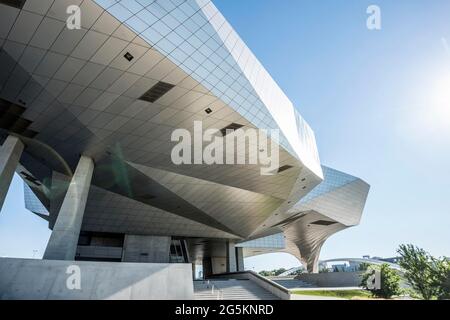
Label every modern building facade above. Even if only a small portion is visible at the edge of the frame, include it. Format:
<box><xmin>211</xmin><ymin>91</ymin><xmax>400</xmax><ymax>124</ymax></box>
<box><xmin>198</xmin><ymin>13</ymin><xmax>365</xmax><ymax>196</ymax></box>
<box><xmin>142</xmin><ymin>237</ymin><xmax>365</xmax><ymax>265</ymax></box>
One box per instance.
<box><xmin>0</xmin><ymin>0</ymin><xmax>369</xmax><ymax>297</ymax></box>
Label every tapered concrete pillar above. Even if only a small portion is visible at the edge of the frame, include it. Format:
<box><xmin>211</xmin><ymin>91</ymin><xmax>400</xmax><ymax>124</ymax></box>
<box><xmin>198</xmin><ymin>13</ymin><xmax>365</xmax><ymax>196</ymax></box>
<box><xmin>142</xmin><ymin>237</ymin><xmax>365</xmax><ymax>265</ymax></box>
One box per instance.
<box><xmin>306</xmin><ymin>252</ymin><xmax>320</xmax><ymax>274</ymax></box>
<box><xmin>0</xmin><ymin>135</ymin><xmax>24</xmax><ymax>211</ymax></box>
<box><xmin>43</xmin><ymin>156</ymin><xmax>94</xmax><ymax>260</ymax></box>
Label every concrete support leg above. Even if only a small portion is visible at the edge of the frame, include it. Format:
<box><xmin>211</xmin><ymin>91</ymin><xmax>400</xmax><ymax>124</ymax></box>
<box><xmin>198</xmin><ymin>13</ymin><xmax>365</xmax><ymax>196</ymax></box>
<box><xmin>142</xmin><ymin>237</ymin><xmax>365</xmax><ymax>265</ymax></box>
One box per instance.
<box><xmin>0</xmin><ymin>136</ymin><xmax>24</xmax><ymax>211</ymax></box>
<box><xmin>236</xmin><ymin>247</ymin><xmax>245</xmax><ymax>271</ymax></box>
<box><xmin>226</xmin><ymin>240</ymin><xmax>237</xmax><ymax>273</ymax></box>
<box><xmin>306</xmin><ymin>252</ymin><xmax>320</xmax><ymax>274</ymax></box>
<box><xmin>43</xmin><ymin>156</ymin><xmax>94</xmax><ymax>260</ymax></box>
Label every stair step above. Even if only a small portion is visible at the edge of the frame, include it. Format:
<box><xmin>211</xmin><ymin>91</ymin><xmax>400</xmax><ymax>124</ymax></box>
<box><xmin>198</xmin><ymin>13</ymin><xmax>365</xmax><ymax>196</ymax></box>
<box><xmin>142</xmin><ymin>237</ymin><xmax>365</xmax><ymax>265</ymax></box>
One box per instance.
<box><xmin>193</xmin><ymin>280</ymin><xmax>279</xmax><ymax>300</ymax></box>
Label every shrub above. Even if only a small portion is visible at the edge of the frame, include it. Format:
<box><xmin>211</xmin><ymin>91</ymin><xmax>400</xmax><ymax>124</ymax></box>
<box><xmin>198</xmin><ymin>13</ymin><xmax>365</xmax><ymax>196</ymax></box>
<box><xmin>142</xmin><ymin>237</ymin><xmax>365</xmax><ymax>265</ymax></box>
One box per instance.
<box><xmin>360</xmin><ymin>264</ymin><xmax>401</xmax><ymax>298</ymax></box>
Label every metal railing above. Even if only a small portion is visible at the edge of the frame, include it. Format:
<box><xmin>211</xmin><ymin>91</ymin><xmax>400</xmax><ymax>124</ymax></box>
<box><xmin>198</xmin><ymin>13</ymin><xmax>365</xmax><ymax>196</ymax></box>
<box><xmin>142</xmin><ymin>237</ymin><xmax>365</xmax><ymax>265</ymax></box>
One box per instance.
<box><xmin>203</xmin><ymin>280</ymin><xmax>224</xmax><ymax>300</ymax></box>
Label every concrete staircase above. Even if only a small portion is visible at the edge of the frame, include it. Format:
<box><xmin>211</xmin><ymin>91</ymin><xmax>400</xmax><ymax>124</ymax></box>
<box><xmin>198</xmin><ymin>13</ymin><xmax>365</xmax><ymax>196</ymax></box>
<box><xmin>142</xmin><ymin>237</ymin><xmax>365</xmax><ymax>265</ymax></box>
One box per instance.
<box><xmin>193</xmin><ymin>280</ymin><xmax>222</xmax><ymax>300</ymax></box>
<box><xmin>272</xmin><ymin>278</ymin><xmax>314</xmax><ymax>289</ymax></box>
<box><xmin>193</xmin><ymin>279</ymin><xmax>279</xmax><ymax>300</ymax></box>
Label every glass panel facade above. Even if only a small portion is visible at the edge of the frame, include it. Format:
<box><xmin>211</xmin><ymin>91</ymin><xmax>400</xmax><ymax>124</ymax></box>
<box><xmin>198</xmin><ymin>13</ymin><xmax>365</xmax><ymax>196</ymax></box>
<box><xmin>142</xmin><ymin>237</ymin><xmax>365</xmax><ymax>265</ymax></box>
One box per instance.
<box><xmin>23</xmin><ymin>182</ymin><xmax>49</xmax><ymax>215</ymax></box>
<box><xmin>169</xmin><ymin>239</ymin><xmax>188</xmax><ymax>263</ymax></box>
<box><xmin>299</xmin><ymin>166</ymin><xmax>358</xmax><ymax>204</ymax></box>
<box><xmin>236</xmin><ymin>232</ymin><xmax>285</xmax><ymax>249</ymax></box>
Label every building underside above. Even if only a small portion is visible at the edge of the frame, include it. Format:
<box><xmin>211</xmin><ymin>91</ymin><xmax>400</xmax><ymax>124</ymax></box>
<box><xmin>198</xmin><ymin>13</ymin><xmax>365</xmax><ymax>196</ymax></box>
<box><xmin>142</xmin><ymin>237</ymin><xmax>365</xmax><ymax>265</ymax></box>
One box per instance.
<box><xmin>0</xmin><ymin>0</ymin><xmax>369</xmax><ymax>276</ymax></box>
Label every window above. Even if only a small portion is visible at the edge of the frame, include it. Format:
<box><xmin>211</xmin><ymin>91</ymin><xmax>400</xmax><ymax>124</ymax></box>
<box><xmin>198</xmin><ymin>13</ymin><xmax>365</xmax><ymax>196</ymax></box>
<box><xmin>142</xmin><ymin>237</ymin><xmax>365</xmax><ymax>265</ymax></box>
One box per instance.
<box><xmin>169</xmin><ymin>239</ymin><xmax>188</xmax><ymax>263</ymax></box>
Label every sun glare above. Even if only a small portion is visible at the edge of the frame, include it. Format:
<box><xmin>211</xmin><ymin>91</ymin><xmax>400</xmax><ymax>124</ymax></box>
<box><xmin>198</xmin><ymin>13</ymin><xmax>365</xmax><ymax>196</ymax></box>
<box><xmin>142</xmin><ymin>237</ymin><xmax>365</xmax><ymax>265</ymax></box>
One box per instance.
<box><xmin>425</xmin><ymin>73</ymin><xmax>450</xmax><ymax>132</ymax></box>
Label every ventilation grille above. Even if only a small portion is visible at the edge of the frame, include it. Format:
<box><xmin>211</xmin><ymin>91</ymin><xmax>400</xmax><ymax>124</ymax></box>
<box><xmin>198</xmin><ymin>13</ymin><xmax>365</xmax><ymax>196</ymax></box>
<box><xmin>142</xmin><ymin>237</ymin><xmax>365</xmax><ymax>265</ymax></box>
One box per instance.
<box><xmin>137</xmin><ymin>193</ymin><xmax>155</xmax><ymax>201</ymax></box>
<box><xmin>271</xmin><ymin>212</ymin><xmax>305</xmax><ymax>228</ymax></box>
<box><xmin>277</xmin><ymin>165</ymin><xmax>293</xmax><ymax>173</ymax></box>
<box><xmin>0</xmin><ymin>98</ymin><xmax>37</xmax><ymax>138</ymax></box>
<box><xmin>220</xmin><ymin>123</ymin><xmax>244</xmax><ymax>136</ymax></box>
<box><xmin>310</xmin><ymin>220</ymin><xmax>336</xmax><ymax>226</ymax></box>
<box><xmin>0</xmin><ymin>0</ymin><xmax>26</xmax><ymax>9</ymax></box>
<box><xmin>139</xmin><ymin>81</ymin><xmax>175</xmax><ymax>103</ymax></box>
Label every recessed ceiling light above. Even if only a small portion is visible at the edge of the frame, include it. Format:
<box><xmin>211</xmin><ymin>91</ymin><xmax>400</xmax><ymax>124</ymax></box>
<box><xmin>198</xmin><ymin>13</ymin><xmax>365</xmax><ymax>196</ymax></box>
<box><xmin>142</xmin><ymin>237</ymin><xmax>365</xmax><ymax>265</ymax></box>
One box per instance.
<box><xmin>205</xmin><ymin>108</ymin><xmax>212</xmax><ymax>114</ymax></box>
<box><xmin>124</xmin><ymin>52</ymin><xmax>134</xmax><ymax>62</ymax></box>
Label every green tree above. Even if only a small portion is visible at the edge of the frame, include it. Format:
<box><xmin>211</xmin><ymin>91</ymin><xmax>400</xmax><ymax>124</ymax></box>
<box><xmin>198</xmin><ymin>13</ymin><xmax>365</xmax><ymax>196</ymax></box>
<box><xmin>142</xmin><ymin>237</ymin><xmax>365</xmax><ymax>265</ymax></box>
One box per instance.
<box><xmin>273</xmin><ymin>268</ymin><xmax>287</xmax><ymax>276</ymax></box>
<box><xmin>360</xmin><ymin>264</ymin><xmax>401</xmax><ymax>298</ymax></box>
<box><xmin>358</xmin><ymin>262</ymin><xmax>371</xmax><ymax>272</ymax></box>
<box><xmin>397</xmin><ymin>244</ymin><xmax>449</xmax><ymax>300</ymax></box>
<box><xmin>259</xmin><ymin>270</ymin><xmax>272</xmax><ymax>277</ymax></box>
<box><xmin>434</xmin><ymin>258</ymin><xmax>450</xmax><ymax>300</ymax></box>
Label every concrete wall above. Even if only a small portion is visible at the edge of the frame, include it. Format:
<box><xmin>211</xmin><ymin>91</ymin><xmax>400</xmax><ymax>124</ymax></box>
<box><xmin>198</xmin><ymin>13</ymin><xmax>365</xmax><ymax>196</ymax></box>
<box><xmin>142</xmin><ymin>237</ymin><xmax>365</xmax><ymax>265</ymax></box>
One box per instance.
<box><xmin>0</xmin><ymin>258</ymin><xmax>193</xmax><ymax>300</ymax></box>
<box><xmin>295</xmin><ymin>272</ymin><xmax>364</xmax><ymax>287</ymax></box>
<box><xmin>211</xmin><ymin>257</ymin><xmax>227</xmax><ymax>274</ymax></box>
<box><xmin>122</xmin><ymin>235</ymin><xmax>170</xmax><ymax>263</ymax></box>
<box><xmin>76</xmin><ymin>246</ymin><xmax>123</xmax><ymax>261</ymax></box>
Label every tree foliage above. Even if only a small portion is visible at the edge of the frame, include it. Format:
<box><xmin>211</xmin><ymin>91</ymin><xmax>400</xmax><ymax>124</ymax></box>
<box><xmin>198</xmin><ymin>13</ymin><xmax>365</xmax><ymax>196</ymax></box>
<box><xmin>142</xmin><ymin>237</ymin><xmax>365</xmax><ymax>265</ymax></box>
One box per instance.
<box><xmin>397</xmin><ymin>244</ymin><xmax>450</xmax><ymax>300</ymax></box>
<box><xmin>258</xmin><ymin>268</ymin><xmax>288</xmax><ymax>277</ymax></box>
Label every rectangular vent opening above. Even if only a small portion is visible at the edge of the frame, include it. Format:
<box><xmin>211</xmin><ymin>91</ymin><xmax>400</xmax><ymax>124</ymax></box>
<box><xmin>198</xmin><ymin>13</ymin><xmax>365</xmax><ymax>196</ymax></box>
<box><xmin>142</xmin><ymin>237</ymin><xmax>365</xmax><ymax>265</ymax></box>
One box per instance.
<box><xmin>220</xmin><ymin>123</ymin><xmax>244</xmax><ymax>136</ymax></box>
<box><xmin>137</xmin><ymin>194</ymin><xmax>155</xmax><ymax>200</ymax></box>
<box><xmin>0</xmin><ymin>0</ymin><xmax>27</xmax><ymax>9</ymax></box>
<box><xmin>139</xmin><ymin>81</ymin><xmax>175</xmax><ymax>103</ymax></box>
<box><xmin>310</xmin><ymin>220</ymin><xmax>337</xmax><ymax>226</ymax></box>
<box><xmin>0</xmin><ymin>98</ymin><xmax>36</xmax><ymax>137</ymax></box>
<box><xmin>20</xmin><ymin>171</ymin><xmax>41</xmax><ymax>186</ymax></box>
<box><xmin>277</xmin><ymin>165</ymin><xmax>293</xmax><ymax>173</ymax></box>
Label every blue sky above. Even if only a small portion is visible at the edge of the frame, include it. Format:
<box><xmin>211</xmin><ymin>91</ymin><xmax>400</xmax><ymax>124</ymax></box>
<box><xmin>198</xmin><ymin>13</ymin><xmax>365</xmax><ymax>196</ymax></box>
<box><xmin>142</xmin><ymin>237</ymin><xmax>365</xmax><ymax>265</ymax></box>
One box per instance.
<box><xmin>1</xmin><ymin>0</ymin><xmax>450</xmax><ymax>271</ymax></box>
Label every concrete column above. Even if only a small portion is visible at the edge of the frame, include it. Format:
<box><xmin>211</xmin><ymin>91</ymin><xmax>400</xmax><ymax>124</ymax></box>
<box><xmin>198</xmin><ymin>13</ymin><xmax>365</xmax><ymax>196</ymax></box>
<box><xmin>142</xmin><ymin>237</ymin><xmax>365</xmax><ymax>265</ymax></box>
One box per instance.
<box><xmin>236</xmin><ymin>247</ymin><xmax>245</xmax><ymax>271</ymax></box>
<box><xmin>48</xmin><ymin>171</ymin><xmax>71</xmax><ymax>229</ymax></box>
<box><xmin>226</xmin><ymin>240</ymin><xmax>237</xmax><ymax>272</ymax></box>
<box><xmin>306</xmin><ymin>252</ymin><xmax>320</xmax><ymax>273</ymax></box>
<box><xmin>0</xmin><ymin>136</ymin><xmax>24</xmax><ymax>211</ymax></box>
<box><xmin>43</xmin><ymin>156</ymin><xmax>94</xmax><ymax>260</ymax></box>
